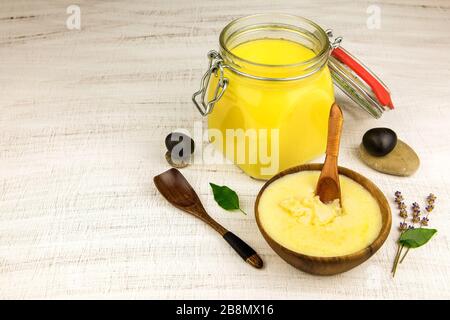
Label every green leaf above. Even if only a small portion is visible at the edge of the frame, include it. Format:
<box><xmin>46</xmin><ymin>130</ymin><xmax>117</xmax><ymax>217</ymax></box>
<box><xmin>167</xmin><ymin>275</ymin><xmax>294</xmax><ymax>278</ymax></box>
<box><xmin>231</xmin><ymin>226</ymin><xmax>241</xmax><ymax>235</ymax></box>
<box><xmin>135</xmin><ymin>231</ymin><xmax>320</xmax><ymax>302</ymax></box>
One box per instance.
<box><xmin>399</xmin><ymin>228</ymin><xmax>437</xmax><ymax>248</ymax></box>
<box><xmin>209</xmin><ymin>183</ymin><xmax>246</xmax><ymax>215</ymax></box>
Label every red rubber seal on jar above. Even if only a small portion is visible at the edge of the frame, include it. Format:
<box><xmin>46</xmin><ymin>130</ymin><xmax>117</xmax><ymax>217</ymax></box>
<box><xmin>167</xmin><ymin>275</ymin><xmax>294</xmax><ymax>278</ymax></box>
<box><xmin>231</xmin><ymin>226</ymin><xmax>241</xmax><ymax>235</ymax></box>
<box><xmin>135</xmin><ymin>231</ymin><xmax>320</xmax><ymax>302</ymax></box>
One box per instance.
<box><xmin>331</xmin><ymin>47</ymin><xmax>394</xmax><ymax>109</ymax></box>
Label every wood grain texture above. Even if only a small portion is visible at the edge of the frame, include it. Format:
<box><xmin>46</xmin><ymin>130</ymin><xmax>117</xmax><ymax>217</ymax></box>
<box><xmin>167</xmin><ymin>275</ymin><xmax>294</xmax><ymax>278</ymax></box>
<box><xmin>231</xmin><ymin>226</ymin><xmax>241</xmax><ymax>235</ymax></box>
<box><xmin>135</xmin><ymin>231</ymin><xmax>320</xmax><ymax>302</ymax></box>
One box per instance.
<box><xmin>0</xmin><ymin>0</ymin><xmax>449</xmax><ymax>299</ymax></box>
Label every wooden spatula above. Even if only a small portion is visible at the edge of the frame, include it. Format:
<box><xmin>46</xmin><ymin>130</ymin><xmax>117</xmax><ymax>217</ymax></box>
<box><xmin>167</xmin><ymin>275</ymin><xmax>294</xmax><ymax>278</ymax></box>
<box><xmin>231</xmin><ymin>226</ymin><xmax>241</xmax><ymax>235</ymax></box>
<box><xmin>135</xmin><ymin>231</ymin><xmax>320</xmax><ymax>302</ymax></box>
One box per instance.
<box><xmin>154</xmin><ymin>168</ymin><xmax>263</xmax><ymax>269</ymax></box>
<box><xmin>316</xmin><ymin>103</ymin><xmax>344</xmax><ymax>204</ymax></box>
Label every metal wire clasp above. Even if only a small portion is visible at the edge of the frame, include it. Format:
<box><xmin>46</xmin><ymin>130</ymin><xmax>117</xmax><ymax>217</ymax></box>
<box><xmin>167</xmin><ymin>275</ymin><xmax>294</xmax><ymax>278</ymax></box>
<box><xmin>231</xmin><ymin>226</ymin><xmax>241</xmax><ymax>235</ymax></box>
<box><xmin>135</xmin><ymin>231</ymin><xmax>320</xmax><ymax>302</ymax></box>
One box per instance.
<box><xmin>192</xmin><ymin>50</ymin><xmax>229</xmax><ymax>116</ymax></box>
<box><xmin>326</xmin><ymin>29</ymin><xmax>343</xmax><ymax>51</ymax></box>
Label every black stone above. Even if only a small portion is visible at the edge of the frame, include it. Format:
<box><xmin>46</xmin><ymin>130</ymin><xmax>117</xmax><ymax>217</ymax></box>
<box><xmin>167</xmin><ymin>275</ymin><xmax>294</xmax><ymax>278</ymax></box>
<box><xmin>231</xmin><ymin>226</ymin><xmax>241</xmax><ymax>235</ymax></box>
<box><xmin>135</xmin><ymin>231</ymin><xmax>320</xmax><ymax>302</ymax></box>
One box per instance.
<box><xmin>362</xmin><ymin>127</ymin><xmax>397</xmax><ymax>157</ymax></box>
<box><xmin>165</xmin><ymin>132</ymin><xmax>195</xmax><ymax>160</ymax></box>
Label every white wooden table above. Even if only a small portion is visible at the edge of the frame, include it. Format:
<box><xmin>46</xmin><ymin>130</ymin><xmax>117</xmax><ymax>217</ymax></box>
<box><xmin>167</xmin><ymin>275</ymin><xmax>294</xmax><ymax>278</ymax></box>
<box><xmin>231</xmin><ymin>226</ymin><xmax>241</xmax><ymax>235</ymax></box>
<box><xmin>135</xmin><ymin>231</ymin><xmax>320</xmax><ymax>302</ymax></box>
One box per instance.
<box><xmin>1</xmin><ymin>0</ymin><xmax>449</xmax><ymax>299</ymax></box>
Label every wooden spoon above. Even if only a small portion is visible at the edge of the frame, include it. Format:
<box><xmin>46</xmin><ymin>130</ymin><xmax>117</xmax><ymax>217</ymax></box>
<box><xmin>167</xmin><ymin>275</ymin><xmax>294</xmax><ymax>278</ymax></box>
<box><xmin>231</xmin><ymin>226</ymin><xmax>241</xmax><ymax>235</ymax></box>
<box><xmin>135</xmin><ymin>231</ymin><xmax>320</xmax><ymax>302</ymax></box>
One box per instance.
<box><xmin>154</xmin><ymin>168</ymin><xmax>263</xmax><ymax>269</ymax></box>
<box><xmin>315</xmin><ymin>103</ymin><xmax>344</xmax><ymax>204</ymax></box>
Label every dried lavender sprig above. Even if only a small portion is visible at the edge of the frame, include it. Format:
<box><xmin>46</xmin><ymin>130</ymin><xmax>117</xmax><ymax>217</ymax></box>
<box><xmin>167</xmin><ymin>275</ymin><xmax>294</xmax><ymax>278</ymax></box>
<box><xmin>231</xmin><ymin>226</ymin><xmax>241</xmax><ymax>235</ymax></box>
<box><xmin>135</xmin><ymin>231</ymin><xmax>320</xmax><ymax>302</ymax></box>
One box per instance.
<box><xmin>420</xmin><ymin>217</ymin><xmax>429</xmax><ymax>226</ymax></box>
<box><xmin>395</xmin><ymin>205</ymin><xmax>417</xmax><ymax>274</ymax></box>
<box><xmin>399</xmin><ymin>194</ymin><xmax>437</xmax><ymax>264</ymax></box>
<box><xmin>393</xmin><ymin>191</ymin><xmax>408</xmax><ymax>274</ymax></box>
<box><xmin>394</xmin><ymin>191</ymin><xmax>403</xmax><ymax>204</ymax></box>
<box><xmin>399</xmin><ymin>209</ymin><xmax>407</xmax><ymax>218</ymax></box>
<box><xmin>399</xmin><ymin>203</ymin><xmax>422</xmax><ymax>264</ymax></box>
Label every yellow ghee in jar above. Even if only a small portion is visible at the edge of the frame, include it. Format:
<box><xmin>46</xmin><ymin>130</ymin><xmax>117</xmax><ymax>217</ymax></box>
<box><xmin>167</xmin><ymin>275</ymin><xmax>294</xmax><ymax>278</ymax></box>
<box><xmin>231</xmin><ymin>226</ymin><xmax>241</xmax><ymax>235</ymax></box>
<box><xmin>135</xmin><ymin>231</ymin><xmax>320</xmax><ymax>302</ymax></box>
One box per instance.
<box><xmin>208</xmin><ymin>38</ymin><xmax>335</xmax><ymax>180</ymax></box>
<box><xmin>258</xmin><ymin>171</ymin><xmax>382</xmax><ymax>257</ymax></box>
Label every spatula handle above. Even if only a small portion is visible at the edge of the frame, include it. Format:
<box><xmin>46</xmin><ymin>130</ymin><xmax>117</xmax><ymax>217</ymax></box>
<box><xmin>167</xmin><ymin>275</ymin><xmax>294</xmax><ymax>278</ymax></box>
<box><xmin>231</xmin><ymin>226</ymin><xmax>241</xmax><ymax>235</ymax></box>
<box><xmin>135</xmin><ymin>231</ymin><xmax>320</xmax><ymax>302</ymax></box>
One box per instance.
<box><xmin>223</xmin><ymin>232</ymin><xmax>263</xmax><ymax>269</ymax></box>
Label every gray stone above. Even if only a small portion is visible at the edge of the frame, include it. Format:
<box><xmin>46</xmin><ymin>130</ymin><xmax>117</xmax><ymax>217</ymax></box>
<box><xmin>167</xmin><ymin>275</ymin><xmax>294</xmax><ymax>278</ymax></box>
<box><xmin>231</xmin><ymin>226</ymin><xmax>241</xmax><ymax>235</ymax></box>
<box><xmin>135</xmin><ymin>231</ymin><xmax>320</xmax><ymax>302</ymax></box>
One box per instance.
<box><xmin>165</xmin><ymin>151</ymin><xmax>189</xmax><ymax>169</ymax></box>
<box><xmin>359</xmin><ymin>140</ymin><xmax>419</xmax><ymax>176</ymax></box>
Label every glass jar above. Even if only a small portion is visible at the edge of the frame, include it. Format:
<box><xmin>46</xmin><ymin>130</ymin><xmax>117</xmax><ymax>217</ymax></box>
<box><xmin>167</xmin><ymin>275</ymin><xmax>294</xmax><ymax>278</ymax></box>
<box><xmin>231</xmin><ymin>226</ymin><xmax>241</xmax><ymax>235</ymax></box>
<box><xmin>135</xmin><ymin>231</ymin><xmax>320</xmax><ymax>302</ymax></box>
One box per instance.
<box><xmin>193</xmin><ymin>14</ymin><xmax>393</xmax><ymax>180</ymax></box>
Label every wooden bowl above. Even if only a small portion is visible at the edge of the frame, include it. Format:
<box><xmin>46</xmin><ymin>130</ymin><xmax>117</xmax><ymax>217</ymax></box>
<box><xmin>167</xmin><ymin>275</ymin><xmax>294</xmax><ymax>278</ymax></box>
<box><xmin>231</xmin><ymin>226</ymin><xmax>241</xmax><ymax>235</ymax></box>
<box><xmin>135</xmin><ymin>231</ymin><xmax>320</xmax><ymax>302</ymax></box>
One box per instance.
<box><xmin>255</xmin><ymin>163</ymin><xmax>391</xmax><ymax>276</ymax></box>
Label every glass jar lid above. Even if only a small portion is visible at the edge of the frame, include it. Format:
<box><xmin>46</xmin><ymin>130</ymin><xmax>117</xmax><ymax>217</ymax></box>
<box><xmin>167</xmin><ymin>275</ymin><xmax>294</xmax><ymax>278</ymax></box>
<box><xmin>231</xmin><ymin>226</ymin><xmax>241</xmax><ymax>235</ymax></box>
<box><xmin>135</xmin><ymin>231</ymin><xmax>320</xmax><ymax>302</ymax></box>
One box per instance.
<box><xmin>327</xmin><ymin>31</ymin><xmax>394</xmax><ymax>118</ymax></box>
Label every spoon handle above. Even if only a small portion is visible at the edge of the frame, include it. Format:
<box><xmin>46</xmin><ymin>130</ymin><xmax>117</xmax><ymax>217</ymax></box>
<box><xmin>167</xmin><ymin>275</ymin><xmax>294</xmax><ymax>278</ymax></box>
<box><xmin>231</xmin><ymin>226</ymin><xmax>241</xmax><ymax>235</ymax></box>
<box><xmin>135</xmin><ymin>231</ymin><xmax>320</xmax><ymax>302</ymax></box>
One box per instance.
<box><xmin>202</xmin><ymin>217</ymin><xmax>263</xmax><ymax>269</ymax></box>
<box><xmin>326</xmin><ymin>103</ymin><xmax>343</xmax><ymax>158</ymax></box>
<box><xmin>223</xmin><ymin>232</ymin><xmax>263</xmax><ymax>269</ymax></box>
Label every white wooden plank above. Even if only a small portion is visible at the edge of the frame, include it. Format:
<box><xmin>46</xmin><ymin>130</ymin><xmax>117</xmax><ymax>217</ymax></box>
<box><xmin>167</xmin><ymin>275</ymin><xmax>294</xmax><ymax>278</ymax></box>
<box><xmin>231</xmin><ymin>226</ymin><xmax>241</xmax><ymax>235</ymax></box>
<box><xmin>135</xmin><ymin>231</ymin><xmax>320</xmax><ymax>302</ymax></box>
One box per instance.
<box><xmin>0</xmin><ymin>0</ymin><xmax>449</xmax><ymax>299</ymax></box>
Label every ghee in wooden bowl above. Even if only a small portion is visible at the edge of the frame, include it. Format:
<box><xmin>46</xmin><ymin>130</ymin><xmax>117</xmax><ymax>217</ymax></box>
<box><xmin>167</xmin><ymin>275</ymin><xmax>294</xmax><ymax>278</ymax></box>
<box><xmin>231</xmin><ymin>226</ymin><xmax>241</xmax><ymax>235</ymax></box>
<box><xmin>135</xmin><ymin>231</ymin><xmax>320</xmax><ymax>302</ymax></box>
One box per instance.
<box><xmin>255</xmin><ymin>164</ymin><xmax>391</xmax><ymax>275</ymax></box>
